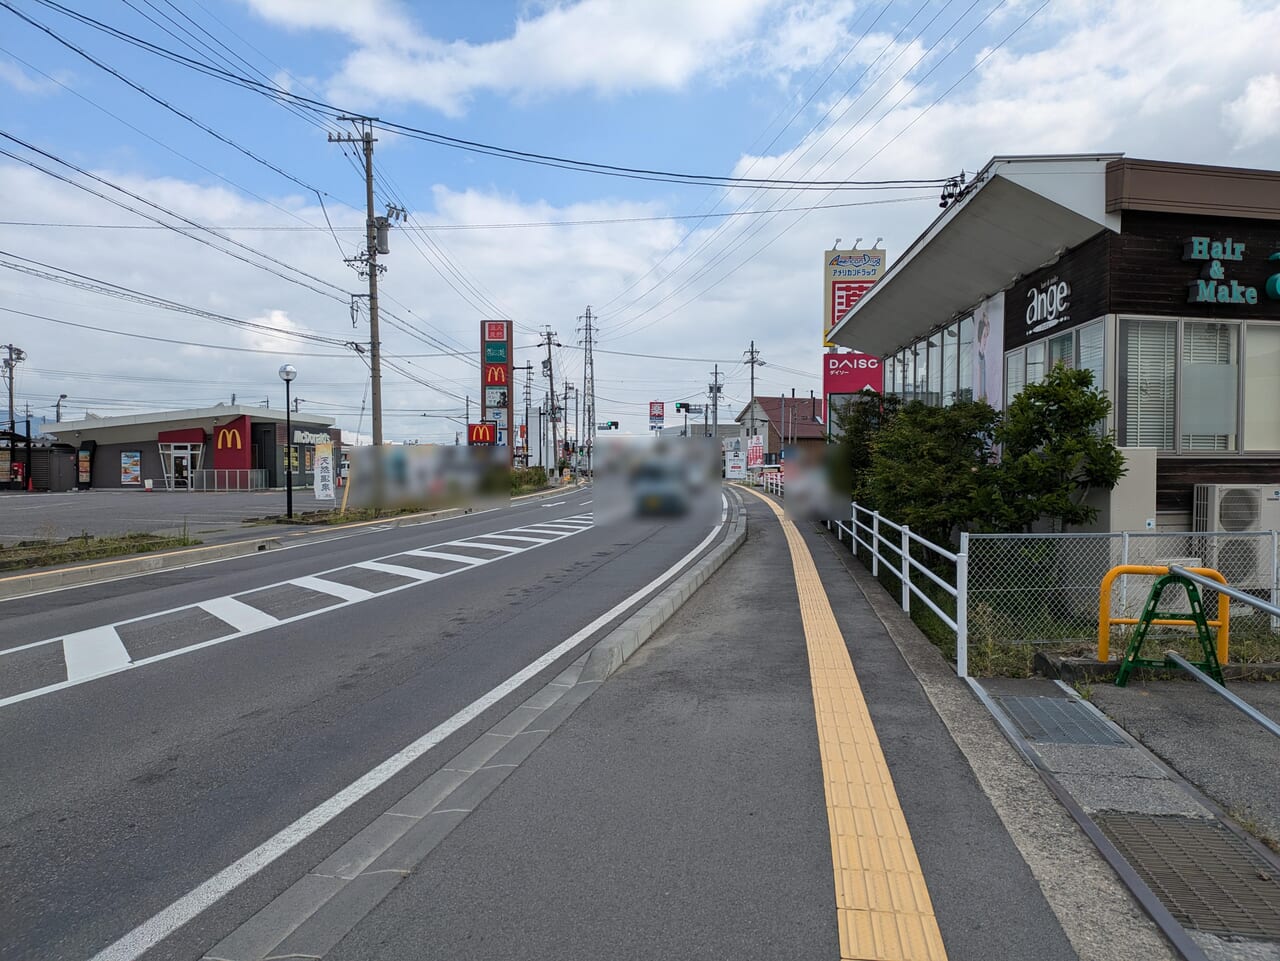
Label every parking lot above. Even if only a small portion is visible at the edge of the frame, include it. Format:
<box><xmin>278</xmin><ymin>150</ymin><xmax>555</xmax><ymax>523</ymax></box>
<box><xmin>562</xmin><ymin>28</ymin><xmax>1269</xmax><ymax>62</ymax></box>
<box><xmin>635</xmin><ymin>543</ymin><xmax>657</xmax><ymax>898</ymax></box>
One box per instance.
<box><xmin>0</xmin><ymin>489</ymin><xmax>295</xmax><ymax>546</ymax></box>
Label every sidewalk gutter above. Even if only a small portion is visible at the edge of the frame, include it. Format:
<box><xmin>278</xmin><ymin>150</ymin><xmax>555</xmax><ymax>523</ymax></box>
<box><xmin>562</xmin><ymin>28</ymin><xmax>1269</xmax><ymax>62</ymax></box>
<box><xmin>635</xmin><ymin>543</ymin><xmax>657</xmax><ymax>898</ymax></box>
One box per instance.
<box><xmin>0</xmin><ymin>484</ymin><xmax>582</xmax><ymax>602</ymax></box>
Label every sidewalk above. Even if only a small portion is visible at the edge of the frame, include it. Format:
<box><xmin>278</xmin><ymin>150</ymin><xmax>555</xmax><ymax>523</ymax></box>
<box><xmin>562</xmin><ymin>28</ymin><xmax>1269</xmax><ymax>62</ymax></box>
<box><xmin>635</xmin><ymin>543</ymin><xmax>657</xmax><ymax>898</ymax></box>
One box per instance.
<box><xmin>310</xmin><ymin>493</ymin><xmax>1169</xmax><ymax>960</ymax></box>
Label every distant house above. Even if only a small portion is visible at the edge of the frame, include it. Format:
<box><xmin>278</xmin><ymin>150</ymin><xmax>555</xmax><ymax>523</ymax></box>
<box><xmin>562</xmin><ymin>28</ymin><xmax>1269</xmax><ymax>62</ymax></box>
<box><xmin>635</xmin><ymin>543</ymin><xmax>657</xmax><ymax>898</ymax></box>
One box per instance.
<box><xmin>734</xmin><ymin>396</ymin><xmax>826</xmax><ymax>466</ymax></box>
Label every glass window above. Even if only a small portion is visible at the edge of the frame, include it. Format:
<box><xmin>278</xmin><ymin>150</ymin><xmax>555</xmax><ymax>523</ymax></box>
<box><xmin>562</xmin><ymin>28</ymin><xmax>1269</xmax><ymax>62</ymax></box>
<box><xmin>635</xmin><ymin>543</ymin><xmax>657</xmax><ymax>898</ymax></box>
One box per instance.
<box><xmin>1004</xmin><ymin>349</ymin><xmax>1026</xmax><ymax>408</ymax></box>
<box><xmin>942</xmin><ymin>324</ymin><xmax>959</xmax><ymax>405</ymax></box>
<box><xmin>957</xmin><ymin>315</ymin><xmax>974</xmax><ymax>403</ymax></box>
<box><xmin>1026</xmin><ymin>341</ymin><xmax>1046</xmax><ymax>386</ymax></box>
<box><xmin>914</xmin><ymin>342</ymin><xmax>927</xmax><ymax>399</ymax></box>
<box><xmin>1245</xmin><ymin>324</ymin><xmax>1280</xmax><ymax>450</ymax></box>
<box><xmin>1120</xmin><ymin>319</ymin><xmax>1175</xmax><ymax>450</ymax></box>
<box><xmin>1048</xmin><ymin>332</ymin><xmax>1074</xmax><ymax>370</ymax></box>
<box><xmin>1078</xmin><ymin>322</ymin><xmax>1104</xmax><ymax>393</ymax></box>
<box><xmin>886</xmin><ymin>351</ymin><xmax>897</xmax><ymax>396</ymax></box>
<box><xmin>902</xmin><ymin>348</ymin><xmax>915</xmax><ymax>401</ymax></box>
<box><xmin>1181</xmin><ymin>322</ymin><xmax>1239</xmax><ymax>451</ymax></box>
<box><xmin>926</xmin><ymin>332</ymin><xmax>942</xmax><ymax>405</ymax></box>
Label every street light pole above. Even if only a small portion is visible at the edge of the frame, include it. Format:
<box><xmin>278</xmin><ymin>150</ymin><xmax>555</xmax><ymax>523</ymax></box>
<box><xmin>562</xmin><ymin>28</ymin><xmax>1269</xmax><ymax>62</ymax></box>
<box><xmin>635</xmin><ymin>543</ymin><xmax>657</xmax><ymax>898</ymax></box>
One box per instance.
<box><xmin>279</xmin><ymin>364</ymin><xmax>297</xmax><ymax>519</ymax></box>
<box><xmin>56</xmin><ymin>394</ymin><xmax>67</xmax><ymax>422</ymax></box>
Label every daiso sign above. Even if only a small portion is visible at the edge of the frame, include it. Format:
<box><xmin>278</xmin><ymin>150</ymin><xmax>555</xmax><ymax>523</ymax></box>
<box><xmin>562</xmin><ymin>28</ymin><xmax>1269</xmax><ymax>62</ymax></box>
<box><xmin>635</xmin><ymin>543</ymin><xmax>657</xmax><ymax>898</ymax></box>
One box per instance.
<box><xmin>823</xmin><ymin>351</ymin><xmax>883</xmax><ymax>395</ymax></box>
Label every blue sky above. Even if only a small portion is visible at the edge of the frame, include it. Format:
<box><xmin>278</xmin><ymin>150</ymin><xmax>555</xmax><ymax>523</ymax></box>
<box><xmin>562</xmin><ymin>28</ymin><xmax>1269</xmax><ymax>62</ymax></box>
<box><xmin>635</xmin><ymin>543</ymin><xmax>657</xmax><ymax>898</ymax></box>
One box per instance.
<box><xmin>2</xmin><ymin>0</ymin><xmax>1279</xmax><ymax>443</ymax></box>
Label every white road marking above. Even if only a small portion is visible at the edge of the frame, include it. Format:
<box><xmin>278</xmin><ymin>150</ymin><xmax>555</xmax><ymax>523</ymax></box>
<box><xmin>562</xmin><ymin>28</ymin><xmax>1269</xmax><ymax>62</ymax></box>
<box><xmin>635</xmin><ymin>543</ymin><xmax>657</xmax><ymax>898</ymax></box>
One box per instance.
<box><xmin>461</xmin><ymin>533</ymin><xmax>546</xmax><ymax>544</ymax></box>
<box><xmin>441</xmin><ymin>539</ymin><xmax>522</xmax><ymax>554</ymax></box>
<box><xmin>0</xmin><ymin>636</ymin><xmax>63</xmax><ymax>658</ymax></box>
<box><xmin>61</xmin><ymin>627</ymin><xmax>131</xmax><ymax>681</ymax></box>
<box><xmin>355</xmin><ymin>560</ymin><xmax>442</xmax><ymax>581</ymax></box>
<box><xmin>199</xmin><ymin>597</ymin><xmax>281</xmax><ymax>634</ymax></box>
<box><xmin>0</xmin><ymin>514</ymin><xmax>594</xmax><ymax>709</ymax></box>
<box><xmin>512</xmin><ymin>526</ymin><xmax>575</xmax><ymax>536</ymax></box>
<box><xmin>289</xmin><ymin>577</ymin><xmax>376</xmax><ymax>603</ymax></box>
<box><xmin>87</xmin><ymin>505</ymin><xmax>725</xmax><ymax>961</ymax></box>
<box><xmin>402</xmin><ymin>549</ymin><xmax>489</xmax><ymax>566</ymax></box>
<box><xmin>540</xmin><ymin>500</ymin><xmax>567</xmax><ymax>507</ymax></box>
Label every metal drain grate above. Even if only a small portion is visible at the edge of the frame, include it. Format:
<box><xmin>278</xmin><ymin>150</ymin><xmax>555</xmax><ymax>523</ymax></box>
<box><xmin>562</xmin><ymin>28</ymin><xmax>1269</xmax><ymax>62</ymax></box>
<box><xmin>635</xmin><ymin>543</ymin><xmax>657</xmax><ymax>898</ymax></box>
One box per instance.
<box><xmin>1096</xmin><ymin>814</ymin><xmax>1280</xmax><ymax>940</ymax></box>
<box><xmin>993</xmin><ymin>695</ymin><xmax>1127</xmax><ymax>746</ymax></box>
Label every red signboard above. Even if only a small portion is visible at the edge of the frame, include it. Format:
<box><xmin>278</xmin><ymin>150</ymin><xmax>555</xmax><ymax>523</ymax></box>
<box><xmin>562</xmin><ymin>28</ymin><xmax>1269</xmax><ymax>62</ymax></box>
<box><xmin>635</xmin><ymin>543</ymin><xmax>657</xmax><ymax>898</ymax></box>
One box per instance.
<box><xmin>648</xmin><ymin>401</ymin><xmax>664</xmax><ymax>419</ymax></box>
<box><xmin>823</xmin><ymin>351</ymin><xmax>883</xmax><ymax>395</ymax></box>
<box><xmin>484</xmin><ymin>321</ymin><xmax>508</xmax><ymax>342</ymax></box>
<box><xmin>211</xmin><ymin>415</ymin><xmax>252</xmax><ymax>470</ymax></box>
<box><xmin>483</xmin><ymin>363</ymin><xmax>509</xmax><ymax>386</ymax></box>
<box><xmin>830</xmin><ymin>280</ymin><xmax>876</xmax><ymax>332</ymax></box>
<box><xmin>467</xmin><ymin>423</ymin><xmax>497</xmax><ymax>445</ymax></box>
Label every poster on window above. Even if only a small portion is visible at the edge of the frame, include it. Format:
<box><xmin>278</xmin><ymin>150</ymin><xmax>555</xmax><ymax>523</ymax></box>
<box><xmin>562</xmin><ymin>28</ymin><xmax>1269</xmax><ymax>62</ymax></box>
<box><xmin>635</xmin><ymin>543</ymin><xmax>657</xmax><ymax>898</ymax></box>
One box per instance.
<box><xmin>973</xmin><ymin>292</ymin><xmax>1004</xmax><ymax>409</ymax></box>
<box><xmin>120</xmin><ymin>451</ymin><xmax>141</xmax><ymax>485</ymax></box>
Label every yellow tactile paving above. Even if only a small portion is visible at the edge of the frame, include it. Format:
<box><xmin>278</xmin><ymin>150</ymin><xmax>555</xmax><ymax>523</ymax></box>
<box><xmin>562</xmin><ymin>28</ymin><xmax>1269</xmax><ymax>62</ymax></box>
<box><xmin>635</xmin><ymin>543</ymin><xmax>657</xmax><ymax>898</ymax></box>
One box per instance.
<box><xmin>743</xmin><ymin>488</ymin><xmax>948</xmax><ymax>961</ymax></box>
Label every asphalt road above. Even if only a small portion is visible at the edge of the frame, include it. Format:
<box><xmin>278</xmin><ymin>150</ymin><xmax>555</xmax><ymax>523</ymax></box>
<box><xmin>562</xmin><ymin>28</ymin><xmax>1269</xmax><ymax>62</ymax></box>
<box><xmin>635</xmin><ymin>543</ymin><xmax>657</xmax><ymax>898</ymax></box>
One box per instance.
<box><xmin>0</xmin><ymin>486</ymin><xmax>725</xmax><ymax>961</ymax></box>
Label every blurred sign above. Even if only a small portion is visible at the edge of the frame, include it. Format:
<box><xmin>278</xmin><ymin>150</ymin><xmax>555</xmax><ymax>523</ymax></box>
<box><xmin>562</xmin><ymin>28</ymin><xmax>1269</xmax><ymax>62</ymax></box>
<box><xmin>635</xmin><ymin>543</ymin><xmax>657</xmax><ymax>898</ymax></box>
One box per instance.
<box><xmin>725</xmin><ymin>450</ymin><xmax>746</xmax><ymax>479</ymax></box>
<box><xmin>823</xmin><ymin>350</ymin><xmax>883</xmax><ymax>395</ymax></box>
<box><xmin>484</xmin><ymin>342</ymin><xmax>508</xmax><ymax>363</ymax></box>
<box><xmin>824</xmin><ymin>248</ymin><xmax>886</xmax><ymax>346</ymax></box>
<box><xmin>747</xmin><ymin>436</ymin><xmax>763</xmax><ymax>468</ymax></box>
<box><xmin>648</xmin><ymin>401</ymin><xmax>664</xmax><ymax>419</ymax></box>
<box><xmin>314</xmin><ymin>442</ymin><xmax>335</xmax><ymax>500</ymax></box>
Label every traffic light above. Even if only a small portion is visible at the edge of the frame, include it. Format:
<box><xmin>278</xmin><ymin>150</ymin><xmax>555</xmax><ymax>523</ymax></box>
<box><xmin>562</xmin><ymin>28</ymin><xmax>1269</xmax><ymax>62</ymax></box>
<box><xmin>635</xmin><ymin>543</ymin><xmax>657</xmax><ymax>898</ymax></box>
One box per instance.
<box><xmin>674</xmin><ymin>402</ymin><xmax>690</xmax><ymax>412</ymax></box>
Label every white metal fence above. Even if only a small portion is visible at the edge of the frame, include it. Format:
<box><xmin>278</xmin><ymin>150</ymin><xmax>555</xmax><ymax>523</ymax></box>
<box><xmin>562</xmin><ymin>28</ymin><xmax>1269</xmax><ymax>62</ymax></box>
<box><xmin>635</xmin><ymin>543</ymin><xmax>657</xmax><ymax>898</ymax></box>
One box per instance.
<box><xmin>189</xmin><ymin>469</ymin><xmax>270</xmax><ymax>491</ymax></box>
<box><xmin>826</xmin><ymin>500</ymin><xmax>1280</xmax><ymax>677</ymax></box>
<box><xmin>762</xmin><ymin>472</ymin><xmax>785</xmax><ymax>496</ymax></box>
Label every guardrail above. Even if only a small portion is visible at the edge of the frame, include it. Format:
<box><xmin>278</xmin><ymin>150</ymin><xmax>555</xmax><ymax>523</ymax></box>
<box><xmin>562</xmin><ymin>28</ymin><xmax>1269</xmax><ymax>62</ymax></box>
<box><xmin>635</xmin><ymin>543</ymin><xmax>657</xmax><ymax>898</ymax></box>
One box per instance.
<box><xmin>848</xmin><ymin>502</ymin><xmax>969</xmax><ymax>676</ymax></box>
<box><xmin>1097</xmin><ymin>564</ymin><xmax>1231</xmax><ymax>664</ymax></box>
<box><xmin>762</xmin><ymin>472</ymin><xmax>784</xmax><ymax>496</ymax></box>
<box><xmin>1163</xmin><ymin>650</ymin><xmax>1280</xmax><ymax>738</ymax></box>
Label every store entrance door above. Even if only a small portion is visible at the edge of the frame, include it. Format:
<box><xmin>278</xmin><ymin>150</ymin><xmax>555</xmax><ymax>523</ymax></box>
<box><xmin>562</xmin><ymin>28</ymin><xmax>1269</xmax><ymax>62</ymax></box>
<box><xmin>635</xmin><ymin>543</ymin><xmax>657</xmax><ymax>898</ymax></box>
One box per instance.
<box><xmin>173</xmin><ymin>452</ymin><xmax>190</xmax><ymax>489</ymax></box>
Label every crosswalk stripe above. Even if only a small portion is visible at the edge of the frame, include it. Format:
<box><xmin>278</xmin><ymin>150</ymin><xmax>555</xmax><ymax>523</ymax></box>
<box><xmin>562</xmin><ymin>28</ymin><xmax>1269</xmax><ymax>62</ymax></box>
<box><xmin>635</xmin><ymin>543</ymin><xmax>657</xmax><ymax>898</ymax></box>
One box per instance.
<box><xmin>290</xmin><ymin>576</ymin><xmax>376</xmax><ymax>602</ymax></box>
<box><xmin>355</xmin><ymin>561</ymin><xmax>444</xmax><ymax>581</ymax></box>
<box><xmin>62</xmin><ymin>626</ymin><xmax>131</xmax><ymax>681</ymax></box>
<box><xmin>200</xmin><ymin>596</ymin><xmax>280</xmax><ymax>634</ymax></box>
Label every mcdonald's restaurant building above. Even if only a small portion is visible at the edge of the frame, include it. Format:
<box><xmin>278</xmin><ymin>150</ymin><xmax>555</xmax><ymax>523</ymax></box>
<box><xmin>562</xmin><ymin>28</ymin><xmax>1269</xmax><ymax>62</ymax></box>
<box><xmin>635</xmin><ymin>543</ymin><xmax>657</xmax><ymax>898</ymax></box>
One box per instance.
<box><xmin>829</xmin><ymin>154</ymin><xmax>1280</xmax><ymax>533</ymax></box>
<box><xmin>47</xmin><ymin>405</ymin><xmax>341</xmax><ymax>491</ymax></box>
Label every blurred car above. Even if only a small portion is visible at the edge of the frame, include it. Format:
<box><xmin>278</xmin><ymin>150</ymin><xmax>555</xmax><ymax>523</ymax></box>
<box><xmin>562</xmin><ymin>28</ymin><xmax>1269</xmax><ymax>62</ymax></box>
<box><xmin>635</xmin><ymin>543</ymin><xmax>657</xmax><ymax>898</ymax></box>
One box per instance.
<box><xmin>630</xmin><ymin>460</ymin><xmax>690</xmax><ymax>516</ymax></box>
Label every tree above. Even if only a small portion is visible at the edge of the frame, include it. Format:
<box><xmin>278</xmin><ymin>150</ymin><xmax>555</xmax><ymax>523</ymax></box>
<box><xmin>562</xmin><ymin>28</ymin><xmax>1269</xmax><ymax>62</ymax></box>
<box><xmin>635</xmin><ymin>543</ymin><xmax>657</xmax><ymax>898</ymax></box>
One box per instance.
<box><xmin>829</xmin><ymin>389</ymin><xmax>899</xmax><ymax>501</ymax></box>
<box><xmin>866</xmin><ymin>399</ymin><xmax>1000</xmax><ymax>546</ymax></box>
<box><xmin>993</xmin><ymin>364</ymin><xmax>1126</xmax><ymax>532</ymax></box>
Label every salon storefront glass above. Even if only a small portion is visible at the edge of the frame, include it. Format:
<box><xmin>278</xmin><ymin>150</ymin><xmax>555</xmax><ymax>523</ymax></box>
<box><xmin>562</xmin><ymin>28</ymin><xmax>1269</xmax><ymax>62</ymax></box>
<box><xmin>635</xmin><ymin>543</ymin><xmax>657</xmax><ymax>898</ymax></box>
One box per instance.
<box><xmin>1117</xmin><ymin>318</ymin><xmax>1280</xmax><ymax>454</ymax></box>
<box><xmin>1002</xmin><ymin>320</ymin><xmax>1106</xmax><ymax>412</ymax></box>
<box><xmin>888</xmin><ymin>314</ymin><xmax>975</xmax><ymax>407</ymax></box>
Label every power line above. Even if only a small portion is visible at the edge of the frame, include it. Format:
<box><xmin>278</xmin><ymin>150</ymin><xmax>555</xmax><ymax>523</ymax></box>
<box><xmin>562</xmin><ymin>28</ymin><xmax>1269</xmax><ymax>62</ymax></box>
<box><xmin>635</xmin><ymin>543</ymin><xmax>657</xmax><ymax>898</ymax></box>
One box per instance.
<box><xmin>9</xmin><ymin>0</ymin><xmax>953</xmax><ymax>191</ymax></box>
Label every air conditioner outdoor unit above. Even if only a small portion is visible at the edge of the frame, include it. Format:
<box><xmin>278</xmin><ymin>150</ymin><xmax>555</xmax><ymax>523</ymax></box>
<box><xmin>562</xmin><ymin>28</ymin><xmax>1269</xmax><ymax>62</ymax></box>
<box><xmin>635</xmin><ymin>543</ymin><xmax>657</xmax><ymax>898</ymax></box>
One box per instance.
<box><xmin>1191</xmin><ymin>484</ymin><xmax>1280</xmax><ymax>591</ymax></box>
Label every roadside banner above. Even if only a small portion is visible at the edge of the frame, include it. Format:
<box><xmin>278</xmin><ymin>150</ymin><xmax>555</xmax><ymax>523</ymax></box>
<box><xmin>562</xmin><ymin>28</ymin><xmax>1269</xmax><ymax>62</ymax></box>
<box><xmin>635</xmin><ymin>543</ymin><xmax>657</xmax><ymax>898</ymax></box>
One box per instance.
<box><xmin>314</xmin><ymin>442</ymin><xmax>335</xmax><ymax>500</ymax></box>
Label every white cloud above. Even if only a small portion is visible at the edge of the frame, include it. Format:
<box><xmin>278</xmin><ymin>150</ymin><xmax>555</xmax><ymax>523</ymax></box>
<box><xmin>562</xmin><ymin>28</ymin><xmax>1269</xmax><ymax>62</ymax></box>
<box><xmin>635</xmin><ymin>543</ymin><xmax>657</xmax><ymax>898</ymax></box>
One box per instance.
<box><xmin>0</xmin><ymin>60</ymin><xmax>64</xmax><ymax>95</ymax></box>
<box><xmin>1225</xmin><ymin>74</ymin><xmax>1280</xmax><ymax>148</ymax></box>
<box><xmin>243</xmin><ymin>0</ymin><xmax>850</xmax><ymax>114</ymax></box>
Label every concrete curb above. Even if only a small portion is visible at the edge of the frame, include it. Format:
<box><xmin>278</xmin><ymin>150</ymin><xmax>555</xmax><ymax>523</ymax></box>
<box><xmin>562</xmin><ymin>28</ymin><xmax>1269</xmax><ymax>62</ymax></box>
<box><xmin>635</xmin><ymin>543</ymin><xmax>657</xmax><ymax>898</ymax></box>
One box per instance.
<box><xmin>0</xmin><ymin>537</ymin><xmax>283</xmax><ymax>602</ymax></box>
<box><xmin>579</xmin><ymin>490</ymin><xmax>748</xmax><ymax>684</ymax></box>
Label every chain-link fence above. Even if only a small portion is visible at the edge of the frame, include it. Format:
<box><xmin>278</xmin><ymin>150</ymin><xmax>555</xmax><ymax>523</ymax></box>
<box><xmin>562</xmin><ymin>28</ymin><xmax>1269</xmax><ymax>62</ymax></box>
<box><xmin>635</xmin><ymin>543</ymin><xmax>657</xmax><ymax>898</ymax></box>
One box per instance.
<box><xmin>965</xmin><ymin>530</ymin><xmax>1280</xmax><ymax>650</ymax></box>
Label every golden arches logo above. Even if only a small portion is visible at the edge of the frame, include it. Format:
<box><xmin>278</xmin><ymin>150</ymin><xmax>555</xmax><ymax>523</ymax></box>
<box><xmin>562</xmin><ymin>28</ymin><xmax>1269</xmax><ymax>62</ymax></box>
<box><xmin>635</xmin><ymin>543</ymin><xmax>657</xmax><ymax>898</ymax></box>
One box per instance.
<box><xmin>484</xmin><ymin>364</ymin><xmax>508</xmax><ymax>385</ymax></box>
<box><xmin>469</xmin><ymin>423</ymin><xmax>495</xmax><ymax>444</ymax></box>
<box><xmin>216</xmin><ymin>428</ymin><xmax>242</xmax><ymax>450</ymax></box>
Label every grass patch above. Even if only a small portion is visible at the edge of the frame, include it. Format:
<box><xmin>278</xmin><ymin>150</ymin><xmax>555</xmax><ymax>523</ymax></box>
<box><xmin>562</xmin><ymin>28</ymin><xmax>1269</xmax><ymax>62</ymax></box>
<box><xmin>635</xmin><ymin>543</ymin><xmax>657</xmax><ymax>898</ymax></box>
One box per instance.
<box><xmin>0</xmin><ymin>530</ymin><xmax>201</xmax><ymax>572</ymax></box>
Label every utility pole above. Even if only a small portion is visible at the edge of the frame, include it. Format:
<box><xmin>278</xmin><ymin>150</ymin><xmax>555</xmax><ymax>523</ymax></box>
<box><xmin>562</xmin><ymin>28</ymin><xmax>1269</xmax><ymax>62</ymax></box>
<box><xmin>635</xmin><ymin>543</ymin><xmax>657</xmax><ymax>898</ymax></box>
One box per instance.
<box><xmin>579</xmin><ymin>306</ymin><xmax>596</xmax><ymax>473</ymax></box>
<box><xmin>3</xmin><ymin>343</ymin><xmax>25</xmax><ymax>436</ymax></box>
<box><xmin>744</xmin><ymin>340</ymin><xmax>764</xmax><ymax>440</ymax></box>
<box><xmin>516</xmin><ymin>363</ymin><xmax>533</xmax><ymax>466</ymax></box>
<box><xmin>709</xmin><ymin>365</ymin><xmax>723</xmax><ymax>439</ymax></box>
<box><xmin>329</xmin><ymin>117</ymin><xmax>401</xmax><ymax>447</ymax></box>
<box><xmin>563</xmin><ymin>381</ymin><xmax>574</xmax><ymax>463</ymax></box>
<box><xmin>541</xmin><ymin>328</ymin><xmax>561</xmax><ymax>472</ymax></box>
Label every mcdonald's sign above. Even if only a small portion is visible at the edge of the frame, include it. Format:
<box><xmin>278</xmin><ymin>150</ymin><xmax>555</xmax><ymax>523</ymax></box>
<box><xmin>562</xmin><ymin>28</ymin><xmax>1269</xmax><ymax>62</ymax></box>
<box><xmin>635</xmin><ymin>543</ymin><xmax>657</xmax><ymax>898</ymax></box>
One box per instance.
<box><xmin>216</xmin><ymin>427</ymin><xmax>243</xmax><ymax>450</ymax></box>
<box><xmin>483</xmin><ymin>363</ymin><xmax>508</xmax><ymax>386</ymax></box>
<box><xmin>468</xmin><ymin>422</ymin><xmax>497</xmax><ymax>445</ymax></box>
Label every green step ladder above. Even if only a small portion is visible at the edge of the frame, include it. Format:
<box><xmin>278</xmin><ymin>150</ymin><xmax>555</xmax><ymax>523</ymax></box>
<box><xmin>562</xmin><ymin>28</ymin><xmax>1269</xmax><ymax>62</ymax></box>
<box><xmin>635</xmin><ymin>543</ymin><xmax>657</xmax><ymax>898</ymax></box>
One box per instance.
<box><xmin>1115</xmin><ymin>573</ymin><xmax>1225</xmax><ymax>687</ymax></box>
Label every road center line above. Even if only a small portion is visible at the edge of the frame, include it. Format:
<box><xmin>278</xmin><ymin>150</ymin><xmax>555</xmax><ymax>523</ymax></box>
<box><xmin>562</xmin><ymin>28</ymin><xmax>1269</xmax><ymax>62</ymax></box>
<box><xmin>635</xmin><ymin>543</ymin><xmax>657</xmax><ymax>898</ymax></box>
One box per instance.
<box><xmin>87</xmin><ymin>500</ymin><xmax>727</xmax><ymax>961</ymax></box>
